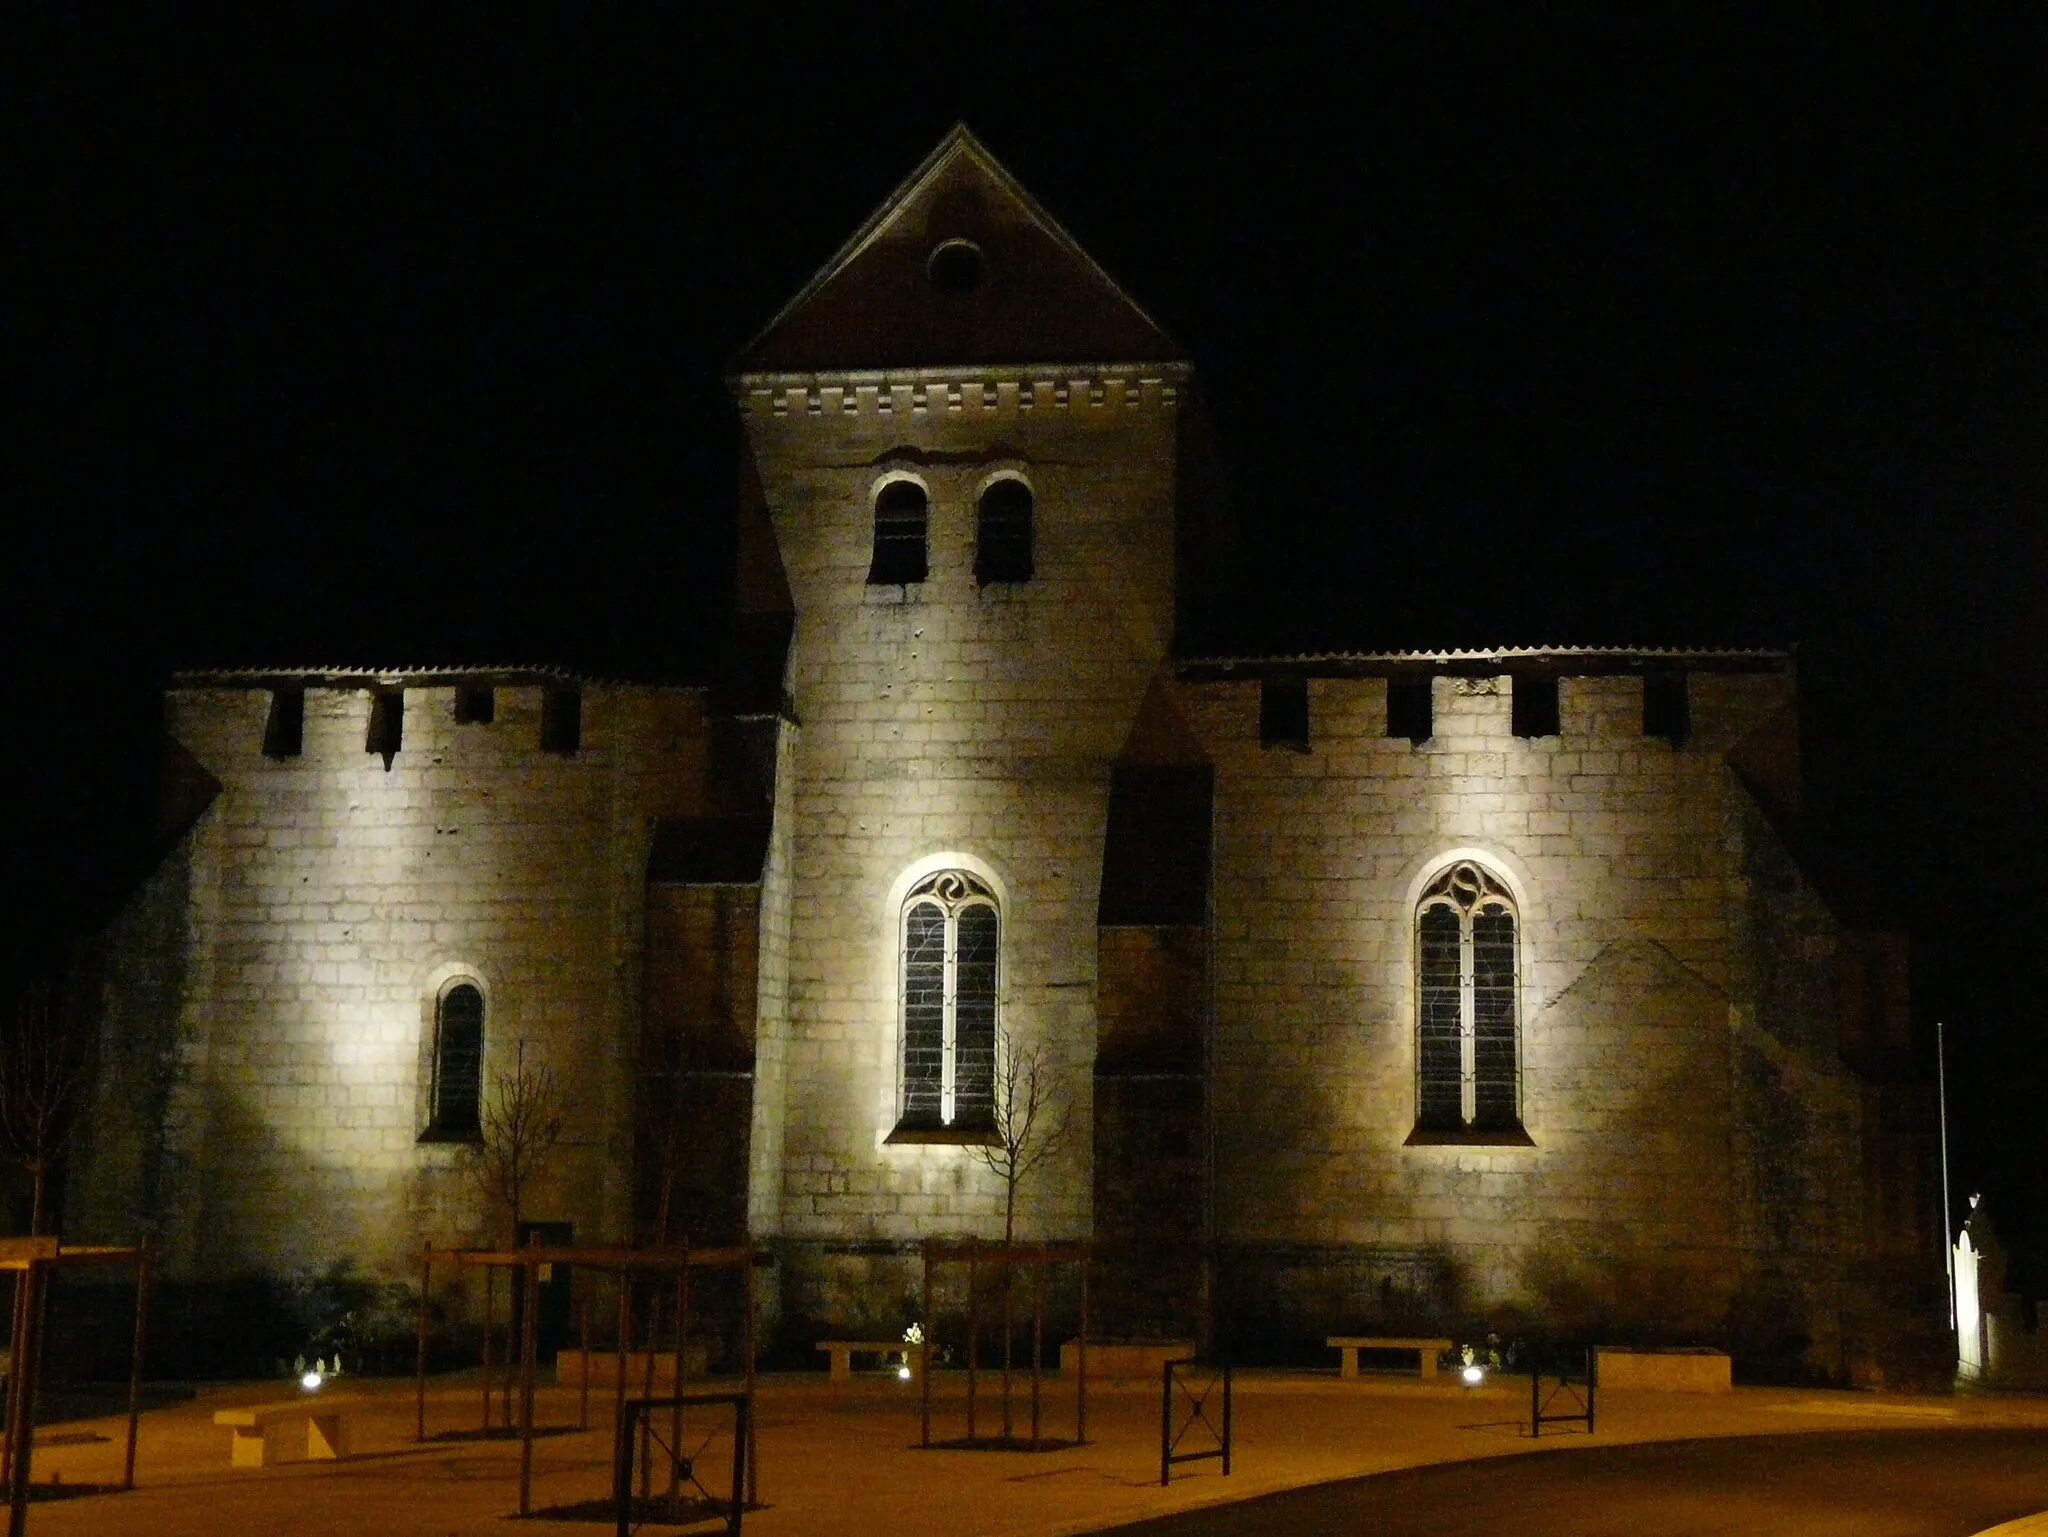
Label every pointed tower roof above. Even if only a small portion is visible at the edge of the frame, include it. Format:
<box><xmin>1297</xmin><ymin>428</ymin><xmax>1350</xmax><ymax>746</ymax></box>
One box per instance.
<box><xmin>736</xmin><ymin>125</ymin><xmax>1181</xmax><ymax>374</ymax></box>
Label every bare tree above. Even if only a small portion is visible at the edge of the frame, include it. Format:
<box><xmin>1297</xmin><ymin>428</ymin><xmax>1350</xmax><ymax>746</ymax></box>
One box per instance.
<box><xmin>469</xmin><ymin>1039</ymin><xmax>565</xmax><ymax>1244</ymax></box>
<box><xmin>0</xmin><ymin>985</ymin><xmax>98</xmax><ymax>1236</ymax></box>
<box><xmin>969</xmin><ymin>1033</ymin><xmax>1072</xmax><ymax>1244</ymax></box>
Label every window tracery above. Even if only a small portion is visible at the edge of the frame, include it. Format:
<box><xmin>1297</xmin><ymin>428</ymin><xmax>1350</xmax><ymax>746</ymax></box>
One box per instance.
<box><xmin>895</xmin><ymin>870</ymin><xmax>998</xmax><ymax>1137</ymax></box>
<box><xmin>1415</xmin><ymin>861</ymin><xmax>1522</xmax><ymax>1135</ymax></box>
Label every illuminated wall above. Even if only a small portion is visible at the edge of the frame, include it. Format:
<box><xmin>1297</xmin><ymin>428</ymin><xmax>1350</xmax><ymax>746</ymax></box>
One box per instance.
<box><xmin>69</xmin><ymin>678</ymin><xmax>713</xmax><ymax>1281</ymax></box>
<box><xmin>1183</xmin><ymin>666</ymin><xmax>1894</xmax><ymax>1362</ymax></box>
<box><xmin>736</xmin><ymin>372</ymin><xmax>1181</xmax><ymax>1302</ymax></box>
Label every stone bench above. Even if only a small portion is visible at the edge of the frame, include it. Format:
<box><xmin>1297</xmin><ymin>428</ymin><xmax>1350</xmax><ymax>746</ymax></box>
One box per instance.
<box><xmin>214</xmin><ymin>1397</ymin><xmax>357</xmax><ymax>1468</ymax></box>
<box><xmin>1326</xmin><ymin>1335</ymin><xmax>1453</xmax><ymax>1381</ymax></box>
<box><xmin>1594</xmin><ymin>1346</ymin><xmax>1732</xmax><ymax>1393</ymax></box>
<box><xmin>1057</xmin><ymin>1340</ymin><xmax>1196</xmax><ymax>1380</ymax></box>
<box><xmin>815</xmin><ymin>1340</ymin><xmax>922</xmax><ymax>1382</ymax></box>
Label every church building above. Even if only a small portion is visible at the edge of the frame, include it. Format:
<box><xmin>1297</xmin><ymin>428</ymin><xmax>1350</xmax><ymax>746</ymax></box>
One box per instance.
<box><xmin>69</xmin><ymin>127</ymin><xmax>1940</xmax><ymax>1379</ymax></box>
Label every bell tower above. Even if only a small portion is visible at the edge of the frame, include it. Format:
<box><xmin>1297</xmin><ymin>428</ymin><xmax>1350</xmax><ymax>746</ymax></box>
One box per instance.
<box><xmin>729</xmin><ymin>127</ymin><xmax>1197</xmax><ymax>1313</ymax></box>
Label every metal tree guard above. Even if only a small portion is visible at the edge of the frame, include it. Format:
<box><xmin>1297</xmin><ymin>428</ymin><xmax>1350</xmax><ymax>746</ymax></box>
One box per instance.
<box><xmin>415</xmin><ymin>1240</ymin><xmax>760</xmax><ymax>1516</ymax></box>
<box><xmin>0</xmin><ymin>1236</ymin><xmax>152</xmax><ymax>1537</ymax></box>
<box><xmin>919</xmin><ymin>1239</ymin><xmax>1089</xmax><ymax>1451</ymax></box>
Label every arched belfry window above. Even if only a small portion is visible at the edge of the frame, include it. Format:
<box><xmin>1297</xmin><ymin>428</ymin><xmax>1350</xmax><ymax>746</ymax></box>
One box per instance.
<box><xmin>891</xmin><ymin>871</ymin><xmax>999</xmax><ymax>1141</ymax></box>
<box><xmin>975</xmin><ymin>478</ymin><xmax>1034</xmax><ymax>584</ymax></box>
<box><xmin>1412</xmin><ymin>862</ymin><xmax>1525</xmax><ymax>1140</ymax></box>
<box><xmin>868</xmin><ymin>480</ymin><xmax>929</xmax><ymax>585</ymax></box>
<box><xmin>428</xmin><ymin>981</ymin><xmax>485</xmax><ymax>1139</ymax></box>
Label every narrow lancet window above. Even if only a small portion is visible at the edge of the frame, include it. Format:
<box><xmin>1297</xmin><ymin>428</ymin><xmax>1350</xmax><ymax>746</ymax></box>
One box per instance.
<box><xmin>1413</xmin><ymin>861</ymin><xmax>1524</xmax><ymax>1139</ymax></box>
<box><xmin>429</xmin><ymin>981</ymin><xmax>485</xmax><ymax>1139</ymax></box>
<box><xmin>891</xmin><ymin>870</ymin><xmax>999</xmax><ymax>1139</ymax></box>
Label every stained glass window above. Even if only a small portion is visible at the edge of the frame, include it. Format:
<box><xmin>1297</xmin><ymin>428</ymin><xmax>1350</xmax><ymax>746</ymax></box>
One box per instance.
<box><xmin>898</xmin><ymin>871</ymin><xmax>998</xmax><ymax>1129</ymax></box>
<box><xmin>1415</xmin><ymin>862</ymin><xmax>1521</xmax><ymax>1133</ymax></box>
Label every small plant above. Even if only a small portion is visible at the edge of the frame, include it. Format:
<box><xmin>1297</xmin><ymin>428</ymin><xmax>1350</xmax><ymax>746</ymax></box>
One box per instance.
<box><xmin>468</xmin><ymin>1039</ymin><xmax>565</xmax><ymax>1242</ymax></box>
<box><xmin>968</xmin><ymin>1034</ymin><xmax>1072</xmax><ymax>1244</ymax></box>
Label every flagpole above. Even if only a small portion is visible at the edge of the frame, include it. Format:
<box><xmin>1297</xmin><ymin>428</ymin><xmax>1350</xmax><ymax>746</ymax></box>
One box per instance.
<box><xmin>1938</xmin><ymin>1020</ymin><xmax>1955</xmax><ymax>1330</ymax></box>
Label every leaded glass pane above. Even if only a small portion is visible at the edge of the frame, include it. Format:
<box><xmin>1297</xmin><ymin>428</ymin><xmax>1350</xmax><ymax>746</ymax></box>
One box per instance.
<box><xmin>435</xmin><ymin>983</ymin><xmax>484</xmax><ymax>1135</ymax></box>
<box><xmin>952</xmin><ymin>903</ymin><xmax>999</xmax><ymax>1121</ymax></box>
<box><xmin>1417</xmin><ymin>903</ymin><xmax>1463</xmax><ymax>1129</ymax></box>
<box><xmin>902</xmin><ymin>901</ymin><xmax>947</xmax><ymax>1122</ymax></box>
<box><xmin>1472</xmin><ymin>904</ymin><xmax>1518</xmax><ymax>1127</ymax></box>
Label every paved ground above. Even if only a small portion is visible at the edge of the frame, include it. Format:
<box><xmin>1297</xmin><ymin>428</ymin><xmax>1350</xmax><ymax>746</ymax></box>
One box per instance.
<box><xmin>1100</xmin><ymin>1429</ymin><xmax>2048</xmax><ymax>1536</ymax></box>
<box><xmin>0</xmin><ymin>1369</ymin><xmax>2044</xmax><ymax>1536</ymax></box>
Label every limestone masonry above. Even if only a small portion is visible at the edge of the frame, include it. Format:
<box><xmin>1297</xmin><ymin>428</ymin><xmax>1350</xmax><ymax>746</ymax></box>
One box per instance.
<box><xmin>72</xmin><ymin>127</ymin><xmax>1941</xmax><ymax>1381</ymax></box>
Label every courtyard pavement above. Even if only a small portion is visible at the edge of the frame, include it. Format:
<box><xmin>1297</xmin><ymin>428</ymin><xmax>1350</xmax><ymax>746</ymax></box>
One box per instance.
<box><xmin>5</xmin><ymin>1366</ymin><xmax>2047</xmax><ymax>1536</ymax></box>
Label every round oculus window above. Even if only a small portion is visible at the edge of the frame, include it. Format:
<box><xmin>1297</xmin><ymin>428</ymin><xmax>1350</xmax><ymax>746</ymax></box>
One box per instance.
<box><xmin>926</xmin><ymin>238</ymin><xmax>985</xmax><ymax>294</ymax></box>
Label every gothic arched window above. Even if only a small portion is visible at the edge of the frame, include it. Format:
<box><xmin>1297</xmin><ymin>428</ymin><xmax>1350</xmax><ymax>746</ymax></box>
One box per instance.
<box><xmin>975</xmin><ymin>478</ymin><xmax>1034</xmax><ymax>584</ymax></box>
<box><xmin>1414</xmin><ymin>862</ymin><xmax>1523</xmax><ymax>1137</ymax></box>
<box><xmin>893</xmin><ymin>871</ymin><xmax>998</xmax><ymax>1139</ymax></box>
<box><xmin>429</xmin><ymin>981</ymin><xmax>485</xmax><ymax>1139</ymax></box>
<box><xmin>868</xmin><ymin>480</ymin><xmax>929</xmax><ymax>585</ymax></box>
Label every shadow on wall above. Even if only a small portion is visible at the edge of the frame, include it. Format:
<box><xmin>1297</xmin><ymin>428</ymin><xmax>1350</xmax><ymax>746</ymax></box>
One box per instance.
<box><xmin>1516</xmin><ymin>1246</ymin><xmax>1738</xmax><ymax>1353</ymax></box>
<box><xmin>44</xmin><ymin>1261</ymin><xmax>420</xmax><ymax>1381</ymax></box>
<box><xmin>769</xmin><ymin>1241</ymin><xmax>1089</xmax><ymax>1372</ymax></box>
<box><xmin>1216</xmin><ymin>1243</ymin><xmax>1470</xmax><ymax>1363</ymax></box>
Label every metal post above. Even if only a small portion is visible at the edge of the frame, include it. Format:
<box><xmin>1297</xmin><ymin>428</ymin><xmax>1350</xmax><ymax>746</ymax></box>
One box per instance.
<box><xmin>414</xmin><ymin>1245</ymin><xmax>431</xmax><ymax>1443</ymax></box>
<box><xmin>612</xmin><ymin>1396</ymin><xmax>634</xmax><ymax>1537</ymax></box>
<box><xmin>1</xmin><ymin>1271</ymin><xmax>23</xmax><ymax>1487</ymax></box>
<box><xmin>480</xmin><ymin>1265</ymin><xmax>495</xmax><ymax>1433</ymax></box>
<box><xmin>124</xmin><ymin>1236</ymin><xmax>152</xmax><ymax>1490</ymax></box>
<box><xmin>612</xmin><ymin>1273</ymin><xmax>629</xmax><ymax>1442</ymax></box>
<box><xmin>1001</xmin><ymin>1252</ymin><xmax>1013</xmax><ymax>1443</ymax></box>
<box><xmin>578</xmin><ymin>1293</ymin><xmax>591</xmax><ymax>1432</ymax></box>
<box><xmin>639</xmin><ymin>1275</ymin><xmax>655</xmax><ymax>1504</ymax></box>
<box><xmin>1159</xmin><ymin>1358</ymin><xmax>1172</xmax><ymax>1486</ymax></box>
<box><xmin>519</xmin><ymin>1238</ymin><xmax>540</xmax><ymax>1516</ymax></box>
<box><xmin>1077</xmin><ymin>1250</ymin><xmax>1088</xmax><ymax>1445</ymax></box>
<box><xmin>1221</xmin><ymin>1360</ymin><xmax>1232</xmax><ymax>1476</ymax></box>
<box><xmin>919</xmin><ymin>1243</ymin><xmax>933</xmax><ymax>1449</ymax></box>
<box><xmin>730</xmin><ymin>1395</ymin><xmax>751</xmax><ymax>1537</ymax></box>
<box><xmin>670</xmin><ymin>1259</ymin><xmax>687</xmax><ymax>1498</ymax></box>
<box><xmin>965</xmin><ymin>1248</ymin><xmax>978</xmax><ymax>1442</ymax></box>
<box><xmin>743</xmin><ymin>1250</ymin><xmax>759</xmax><ymax>1509</ymax></box>
<box><xmin>1586</xmin><ymin>1346</ymin><xmax>1597</xmax><ymax>1435</ymax></box>
<box><xmin>503</xmin><ymin>1261</ymin><xmax>517</xmax><ymax>1430</ymax></box>
<box><xmin>1029</xmin><ymin>1259</ymin><xmax>1043</xmax><ymax>1452</ymax></box>
<box><xmin>7</xmin><ymin>1262</ymin><xmax>44</xmax><ymax>1537</ymax></box>
<box><xmin>1939</xmin><ymin>1020</ymin><xmax>1956</xmax><ymax>1330</ymax></box>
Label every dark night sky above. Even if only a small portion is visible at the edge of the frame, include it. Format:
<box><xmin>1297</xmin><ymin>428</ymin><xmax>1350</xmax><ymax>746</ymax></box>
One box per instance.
<box><xmin>13</xmin><ymin>14</ymin><xmax>2048</xmax><ymax>1284</ymax></box>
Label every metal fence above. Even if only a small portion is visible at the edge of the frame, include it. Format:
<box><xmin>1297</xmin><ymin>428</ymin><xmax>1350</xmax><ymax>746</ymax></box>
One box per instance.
<box><xmin>1160</xmin><ymin>1356</ymin><xmax>1232</xmax><ymax>1486</ymax></box>
<box><xmin>1530</xmin><ymin>1346</ymin><xmax>1595</xmax><ymax>1437</ymax></box>
<box><xmin>612</xmin><ymin>1391</ymin><xmax>750</xmax><ymax>1537</ymax></box>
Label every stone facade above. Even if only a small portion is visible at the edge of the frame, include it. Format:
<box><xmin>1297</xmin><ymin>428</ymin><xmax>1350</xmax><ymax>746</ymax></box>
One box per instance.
<box><xmin>70</xmin><ymin>678</ymin><xmax>720</xmax><ymax>1277</ymax></box>
<box><xmin>71</xmin><ymin>127</ymin><xmax>1940</xmax><ymax>1380</ymax></box>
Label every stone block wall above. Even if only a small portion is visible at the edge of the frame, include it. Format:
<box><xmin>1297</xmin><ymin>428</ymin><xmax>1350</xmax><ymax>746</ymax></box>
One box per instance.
<box><xmin>70</xmin><ymin>678</ymin><xmax>714</xmax><ymax>1284</ymax></box>
<box><xmin>1177</xmin><ymin>666</ymin><xmax>1879</xmax><ymax>1358</ymax></box>
<box><xmin>737</xmin><ymin>371</ymin><xmax>1185</xmax><ymax>1255</ymax></box>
